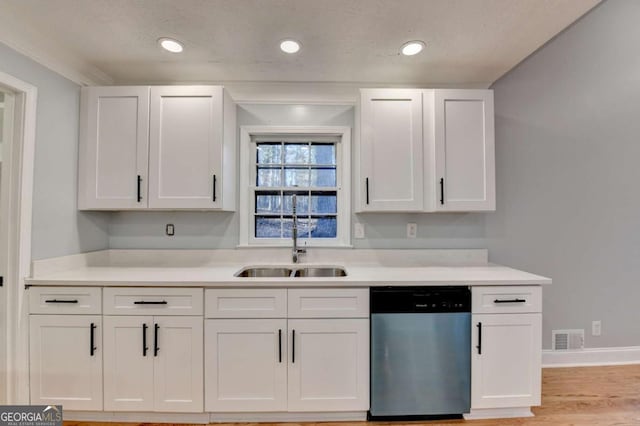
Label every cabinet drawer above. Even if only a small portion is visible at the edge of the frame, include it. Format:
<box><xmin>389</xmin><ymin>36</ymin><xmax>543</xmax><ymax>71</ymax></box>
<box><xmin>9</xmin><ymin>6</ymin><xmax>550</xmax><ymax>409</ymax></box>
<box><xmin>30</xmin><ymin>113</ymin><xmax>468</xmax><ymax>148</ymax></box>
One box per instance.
<box><xmin>288</xmin><ymin>289</ymin><xmax>369</xmax><ymax>318</ymax></box>
<box><xmin>205</xmin><ymin>289</ymin><xmax>287</xmax><ymax>318</ymax></box>
<box><xmin>29</xmin><ymin>287</ymin><xmax>101</xmax><ymax>314</ymax></box>
<box><xmin>103</xmin><ymin>288</ymin><xmax>203</xmax><ymax>316</ymax></box>
<box><xmin>472</xmin><ymin>286</ymin><xmax>541</xmax><ymax>314</ymax></box>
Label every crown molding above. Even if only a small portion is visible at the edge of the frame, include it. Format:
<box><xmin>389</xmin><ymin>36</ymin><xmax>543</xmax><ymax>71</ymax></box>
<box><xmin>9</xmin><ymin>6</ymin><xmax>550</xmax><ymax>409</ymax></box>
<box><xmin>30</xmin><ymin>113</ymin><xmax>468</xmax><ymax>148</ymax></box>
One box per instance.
<box><xmin>0</xmin><ymin>8</ymin><xmax>113</xmax><ymax>86</ymax></box>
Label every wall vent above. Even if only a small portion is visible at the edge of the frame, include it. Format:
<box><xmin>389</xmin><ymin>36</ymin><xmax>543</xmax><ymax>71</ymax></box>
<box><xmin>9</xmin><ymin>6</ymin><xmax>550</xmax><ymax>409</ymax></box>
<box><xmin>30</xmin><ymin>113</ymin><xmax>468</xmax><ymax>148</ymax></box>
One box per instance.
<box><xmin>552</xmin><ymin>329</ymin><xmax>584</xmax><ymax>351</ymax></box>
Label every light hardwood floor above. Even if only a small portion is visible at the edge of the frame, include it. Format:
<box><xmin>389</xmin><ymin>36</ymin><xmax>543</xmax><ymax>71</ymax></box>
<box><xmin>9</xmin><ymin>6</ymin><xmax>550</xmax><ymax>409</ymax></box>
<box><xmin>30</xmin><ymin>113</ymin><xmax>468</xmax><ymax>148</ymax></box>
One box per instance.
<box><xmin>64</xmin><ymin>364</ymin><xmax>640</xmax><ymax>426</ymax></box>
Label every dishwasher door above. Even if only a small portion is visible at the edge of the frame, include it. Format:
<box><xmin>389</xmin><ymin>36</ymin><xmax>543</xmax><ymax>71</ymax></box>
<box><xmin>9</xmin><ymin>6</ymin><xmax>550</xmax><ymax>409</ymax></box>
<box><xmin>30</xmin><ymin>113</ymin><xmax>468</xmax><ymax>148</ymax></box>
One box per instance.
<box><xmin>370</xmin><ymin>312</ymin><xmax>471</xmax><ymax>417</ymax></box>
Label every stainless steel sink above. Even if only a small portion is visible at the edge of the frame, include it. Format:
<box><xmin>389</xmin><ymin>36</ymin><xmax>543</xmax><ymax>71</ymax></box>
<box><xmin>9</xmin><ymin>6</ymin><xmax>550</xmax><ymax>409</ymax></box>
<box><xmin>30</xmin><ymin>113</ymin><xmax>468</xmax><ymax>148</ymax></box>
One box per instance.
<box><xmin>235</xmin><ymin>267</ymin><xmax>294</xmax><ymax>278</ymax></box>
<box><xmin>294</xmin><ymin>267</ymin><xmax>348</xmax><ymax>277</ymax></box>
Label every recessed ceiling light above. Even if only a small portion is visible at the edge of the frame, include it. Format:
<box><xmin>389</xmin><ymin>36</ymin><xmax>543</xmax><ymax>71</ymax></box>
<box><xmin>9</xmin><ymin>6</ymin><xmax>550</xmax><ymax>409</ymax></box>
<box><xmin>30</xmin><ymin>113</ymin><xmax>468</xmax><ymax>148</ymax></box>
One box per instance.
<box><xmin>280</xmin><ymin>39</ymin><xmax>301</xmax><ymax>54</ymax></box>
<box><xmin>401</xmin><ymin>40</ymin><xmax>426</xmax><ymax>56</ymax></box>
<box><xmin>158</xmin><ymin>37</ymin><xmax>184</xmax><ymax>53</ymax></box>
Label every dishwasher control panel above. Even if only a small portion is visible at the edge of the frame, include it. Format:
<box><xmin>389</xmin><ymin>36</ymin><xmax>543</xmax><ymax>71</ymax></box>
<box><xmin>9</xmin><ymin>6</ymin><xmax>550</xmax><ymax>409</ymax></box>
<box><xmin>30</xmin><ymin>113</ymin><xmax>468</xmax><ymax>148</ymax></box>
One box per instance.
<box><xmin>370</xmin><ymin>286</ymin><xmax>471</xmax><ymax>313</ymax></box>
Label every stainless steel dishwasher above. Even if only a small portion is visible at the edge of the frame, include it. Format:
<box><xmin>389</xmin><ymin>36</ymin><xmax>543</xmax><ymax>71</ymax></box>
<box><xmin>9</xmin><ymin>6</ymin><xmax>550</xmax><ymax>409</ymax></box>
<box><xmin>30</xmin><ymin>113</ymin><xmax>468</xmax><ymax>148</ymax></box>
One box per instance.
<box><xmin>369</xmin><ymin>286</ymin><xmax>471</xmax><ymax>420</ymax></box>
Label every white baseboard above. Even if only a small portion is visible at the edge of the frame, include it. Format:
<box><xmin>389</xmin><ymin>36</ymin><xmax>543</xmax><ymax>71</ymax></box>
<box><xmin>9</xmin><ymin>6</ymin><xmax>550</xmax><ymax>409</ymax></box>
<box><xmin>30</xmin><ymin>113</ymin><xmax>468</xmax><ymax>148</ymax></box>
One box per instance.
<box><xmin>64</xmin><ymin>411</ymin><xmax>210</xmax><ymax>424</ymax></box>
<box><xmin>542</xmin><ymin>346</ymin><xmax>640</xmax><ymax>368</ymax></box>
<box><xmin>464</xmin><ymin>407</ymin><xmax>533</xmax><ymax>420</ymax></box>
<box><xmin>210</xmin><ymin>411</ymin><xmax>367</xmax><ymax>423</ymax></box>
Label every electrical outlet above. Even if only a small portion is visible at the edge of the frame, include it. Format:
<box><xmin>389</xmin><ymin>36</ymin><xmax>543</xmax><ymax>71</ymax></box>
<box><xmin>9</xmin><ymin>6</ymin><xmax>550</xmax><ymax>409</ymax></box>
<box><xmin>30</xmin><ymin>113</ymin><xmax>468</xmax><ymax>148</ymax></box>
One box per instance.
<box><xmin>165</xmin><ymin>224</ymin><xmax>175</xmax><ymax>236</ymax></box>
<box><xmin>592</xmin><ymin>320</ymin><xmax>601</xmax><ymax>336</ymax></box>
<box><xmin>354</xmin><ymin>223</ymin><xmax>365</xmax><ymax>239</ymax></box>
<box><xmin>407</xmin><ymin>223</ymin><xmax>417</xmax><ymax>238</ymax></box>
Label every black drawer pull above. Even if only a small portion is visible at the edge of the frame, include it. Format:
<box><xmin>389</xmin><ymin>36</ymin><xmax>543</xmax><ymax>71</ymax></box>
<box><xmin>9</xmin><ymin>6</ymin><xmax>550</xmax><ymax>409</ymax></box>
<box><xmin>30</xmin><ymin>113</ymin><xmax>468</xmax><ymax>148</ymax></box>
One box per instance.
<box><xmin>90</xmin><ymin>323</ymin><xmax>97</xmax><ymax>356</ymax></box>
<box><xmin>494</xmin><ymin>298</ymin><xmax>526</xmax><ymax>304</ymax></box>
<box><xmin>134</xmin><ymin>300</ymin><xmax>168</xmax><ymax>305</ymax></box>
<box><xmin>45</xmin><ymin>299</ymin><xmax>78</xmax><ymax>304</ymax></box>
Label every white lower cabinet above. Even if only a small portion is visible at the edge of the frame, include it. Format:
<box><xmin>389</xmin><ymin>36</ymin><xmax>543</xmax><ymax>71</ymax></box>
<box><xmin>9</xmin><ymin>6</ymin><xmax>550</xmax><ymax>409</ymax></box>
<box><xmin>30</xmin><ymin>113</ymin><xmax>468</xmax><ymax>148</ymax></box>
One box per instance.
<box><xmin>470</xmin><ymin>284</ymin><xmax>542</xmax><ymax>414</ymax></box>
<box><xmin>204</xmin><ymin>288</ymin><xmax>370</xmax><ymax>413</ymax></box>
<box><xmin>103</xmin><ymin>315</ymin><xmax>203</xmax><ymax>412</ymax></box>
<box><xmin>287</xmin><ymin>318</ymin><xmax>369</xmax><ymax>412</ymax></box>
<box><xmin>29</xmin><ymin>315</ymin><xmax>103</xmax><ymax>410</ymax></box>
<box><xmin>205</xmin><ymin>319</ymin><xmax>288</xmax><ymax>412</ymax></box>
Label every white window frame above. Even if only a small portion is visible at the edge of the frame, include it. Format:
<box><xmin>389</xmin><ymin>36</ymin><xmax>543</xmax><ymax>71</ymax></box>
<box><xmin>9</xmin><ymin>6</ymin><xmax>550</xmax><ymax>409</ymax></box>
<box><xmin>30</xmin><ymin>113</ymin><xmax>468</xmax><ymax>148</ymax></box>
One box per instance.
<box><xmin>239</xmin><ymin>126</ymin><xmax>351</xmax><ymax>247</ymax></box>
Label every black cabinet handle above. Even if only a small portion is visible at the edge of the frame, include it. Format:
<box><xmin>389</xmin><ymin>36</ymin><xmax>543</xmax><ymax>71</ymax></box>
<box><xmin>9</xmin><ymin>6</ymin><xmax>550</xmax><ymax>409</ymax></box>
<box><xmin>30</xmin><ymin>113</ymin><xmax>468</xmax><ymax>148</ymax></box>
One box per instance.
<box><xmin>137</xmin><ymin>175</ymin><xmax>142</xmax><ymax>203</ymax></box>
<box><xmin>212</xmin><ymin>174</ymin><xmax>217</xmax><ymax>202</ymax></box>
<box><xmin>154</xmin><ymin>323</ymin><xmax>160</xmax><ymax>357</ymax></box>
<box><xmin>278</xmin><ymin>329</ymin><xmax>282</xmax><ymax>363</ymax></box>
<box><xmin>133</xmin><ymin>300</ymin><xmax>168</xmax><ymax>305</ymax></box>
<box><xmin>476</xmin><ymin>322</ymin><xmax>482</xmax><ymax>355</ymax></box>
<box><xmin>365</xmin><ymin>177</ymin><xmax>370</xmax><ymax>205</ymax></box>
<box><xmin>90</xmin><ymin>323</ymin><xmax>97</xmax><ymax>356</ymax></box>
<box><xmin>45</xmin><ymin>299</ymin><xmax>78</xmax><ymax>304</ymax></box>
<box><xmin>0</xmin><ymin>276</ymin><xmax>3</xmax><ymax>287</ymax></box>
<box><xmin>494</xmin><ymin>298</ymin><xmax>526</xmax><ymax>304</ymax></box>
<box><xmin>440</xmin><ymin>178</ymin><xmax>444</xmax><ymax>205</ymax></box>
<box><xmin>292</xmin><ymin>329</ymin><xmax>295</xmax><ymax>363</ymax></box>
<box><xmin>142</xmin><ymin>323</ymin><xmax>148</xmax><ymax>357</ymax></box>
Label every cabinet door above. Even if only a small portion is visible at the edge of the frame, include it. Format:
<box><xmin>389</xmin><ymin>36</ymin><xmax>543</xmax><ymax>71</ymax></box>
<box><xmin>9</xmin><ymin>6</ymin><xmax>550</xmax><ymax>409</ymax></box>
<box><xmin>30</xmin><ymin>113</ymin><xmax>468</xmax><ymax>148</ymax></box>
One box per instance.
<box><xmin>287</xmin><ymin>319</ymin><xmax>369</xmax><ymax>411</ymax></box>
<box><xmin>29</xmin><ymin>315</ymin><xmax>102</xmax><ymax>410</ymax></box>
<box><xmin>434</xmin><ymin>89</ymin><xmax>495</xmax><ymax>211</ymax></box>
<box><xmin>79</xmin><ymin>86</ymin><xmax>149</xmax><ymax>209</ymax></box>
<box><xmin>148</xmin><ymin>86</ymin><xmax>223</xmax><ymax>209</ymax></box>
<box><xmin>103</xmin><ymin>316</ymin><xmax>154</xmax><ymax>411</ymax></box>
<box><xmin>359</xmin><ymin>89</ymin><xmax>423</xmax><ymax>211</ymax></box>
<box><xmin>153</xmin><ymin>316</ymin><xmax>203</xmax><ymax>412</ymax></box>
<box><xmin>205</xmin><ymin>319</ymin><xmax>287</xmax><ymax>412</ymax></box>
<box><xmin>471</xmin><ymin>313</ymin><xmax>541</xmax><ymax>409</ymax></box>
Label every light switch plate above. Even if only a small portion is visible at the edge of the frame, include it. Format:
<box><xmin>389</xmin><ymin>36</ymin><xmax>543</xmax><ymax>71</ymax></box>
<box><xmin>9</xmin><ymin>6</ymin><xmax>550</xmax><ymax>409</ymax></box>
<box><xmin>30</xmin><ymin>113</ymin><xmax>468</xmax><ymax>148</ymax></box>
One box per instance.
<box><xmin>166</xmin><ymin>224</ymin><xmax>175</xmax><ymax>236</ymax></box>
<box><xmin>354</xmin><ymin>223</ymin><xmax>365</xmax><ymax>239</ymax></box>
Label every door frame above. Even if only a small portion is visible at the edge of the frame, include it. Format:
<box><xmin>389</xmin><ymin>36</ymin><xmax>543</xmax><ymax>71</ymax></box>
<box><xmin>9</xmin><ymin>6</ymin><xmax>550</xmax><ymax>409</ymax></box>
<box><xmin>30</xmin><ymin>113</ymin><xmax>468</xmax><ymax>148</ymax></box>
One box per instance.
<box><xmin>0</xmin><ymin>70</ymin><xmax>37</xmax><ymax>404</ymax></box>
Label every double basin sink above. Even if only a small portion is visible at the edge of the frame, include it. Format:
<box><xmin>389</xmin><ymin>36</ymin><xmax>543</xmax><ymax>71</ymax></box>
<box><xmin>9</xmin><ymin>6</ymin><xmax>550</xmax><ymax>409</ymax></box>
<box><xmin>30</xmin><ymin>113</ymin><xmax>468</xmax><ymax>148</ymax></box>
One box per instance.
<box><xmin>235</xmin><ymin>266</ymin><xmax>347</xmax><ymax>278</ymax></box>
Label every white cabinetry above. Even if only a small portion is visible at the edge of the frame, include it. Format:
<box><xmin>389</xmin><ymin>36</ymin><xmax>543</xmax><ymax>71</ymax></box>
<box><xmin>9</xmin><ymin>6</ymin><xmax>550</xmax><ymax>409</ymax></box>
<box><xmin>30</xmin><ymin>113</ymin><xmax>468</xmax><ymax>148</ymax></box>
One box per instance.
<box><xmin>358</xmin><ymin>89</ymin><xmax>424</xmax><ymax>211</ymax></box>
<box><xmin>357</xmin><ymin>88</ymin><xmax>495</xmax><ymax>212</ymax></box>
<box><xmin>205</xmin><ymin>288</ymin><xmax>369</xmax><ymax>413</ymax></box>
<box><xmin>470</xmin><ymin>286</ymin><xmax>542</xmax><ymax>417</ymax></box>
<box><xmin>79</xmin><ymin>85</ymin><xmax>236</xmax><ymax>211</ymax></box>
<box><xmin>78</xmin><ymin>86</ymin><xmax>149</xmax><ymax>209</ymax></box>
<box><xmin>434</xmin><ymin>90</ymin><xmax>495</xmax><ymax>211</ymax></box>
<box><xmin>29</xmin><ymin>288</ymin><xmax>103</xmax><ymax>410</ymax></box>
<box><xmin>103</xmin><ymin>288</ymin><xmax>204</xmax><ymax>413</ymax></box>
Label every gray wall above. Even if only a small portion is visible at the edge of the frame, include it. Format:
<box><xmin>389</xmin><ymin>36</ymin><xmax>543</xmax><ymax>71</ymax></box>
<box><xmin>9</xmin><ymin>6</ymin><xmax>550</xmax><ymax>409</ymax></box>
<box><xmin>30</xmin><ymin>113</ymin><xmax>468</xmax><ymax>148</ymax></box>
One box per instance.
<box><xmin>109</xmin><ymin>103</ymin><xmax>489</xmax><ymax>250</ymax></box>
<box><xmin>0</xmin><ymin>42</ymin><xmax>109</xmax><ymax>260</ymax></box>
<box><xmin>487</xmin><ymin>0</ymin><xmax>640</xmax><ymax>348</ymax></box>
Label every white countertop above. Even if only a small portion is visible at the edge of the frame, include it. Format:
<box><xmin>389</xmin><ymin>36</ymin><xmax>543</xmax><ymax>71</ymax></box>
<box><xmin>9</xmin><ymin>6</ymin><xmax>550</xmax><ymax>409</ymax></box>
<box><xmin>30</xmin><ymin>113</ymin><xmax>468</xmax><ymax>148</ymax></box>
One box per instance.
<box><xmin>25</xmin><ymin>249</ymin><xmax>551</xmax><ymax>287</ymax></box>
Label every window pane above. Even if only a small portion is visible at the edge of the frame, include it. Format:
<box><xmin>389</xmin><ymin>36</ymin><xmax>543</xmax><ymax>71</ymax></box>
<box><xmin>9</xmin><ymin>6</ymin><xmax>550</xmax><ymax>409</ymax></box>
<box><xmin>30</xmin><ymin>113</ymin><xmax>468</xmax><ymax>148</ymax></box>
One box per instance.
<box><xmin>257</xmin><ymin>167</ymin><xmax>281</xmax><ymax>187</ymax></box>
<box><xmin>311</xmin><ymin>144</ymin><xmax>335</xmax><ymax>165</ymax></box>
<box><xmin>283</xmin><ymin>217</ymin><xmax>310</xmax><ymax>238</ymax></box>
<box><xmin>256</xmin><ymin>192</ymin><xmax>281</xmax><ymax>214</ymax></box>
<box><xmin>257</xmin><ymin>143</ymin><xmax>282</xmax><ymax>164</ymax></box>
<box><xmin>283</xmin><ymin>193</ymin><xmax>309</xmax><ymax>214</ymax></box>
<box><xmin>311</xmin><ymin>193</ymin><xmax>337</xmax><ymax>214</ymax></box>
<box><xmin>284</xmin><ymin>167</ymin><xmax>310</xmax><ymax>187</ymax></box>
<box><xmin>309</xmin><ymin>217</ymin><xmax>337</xmax><ymax>238</ymax></box>
<box><xmin>310</xmin><ymin>168</ymin><xmax>336</xmax><ymax>187</ymax></box>
<box><xmin>284</xmin><ymin>144</ymin><xmax>310</xmax><ymax>164</ymax></box>
<box><xmin>256</xmin><ymin>217</ymin><xmax>282</xmax><ymax>238</ymax></box>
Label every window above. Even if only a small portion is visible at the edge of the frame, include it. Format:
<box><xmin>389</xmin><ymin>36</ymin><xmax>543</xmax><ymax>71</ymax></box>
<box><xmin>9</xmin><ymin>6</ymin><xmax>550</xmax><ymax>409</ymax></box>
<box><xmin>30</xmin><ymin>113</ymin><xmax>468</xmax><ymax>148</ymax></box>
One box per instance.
<box><xmin>239</xmin><ymin>127</ymin><xmax>351</xmax><ymax>247</ymax></box>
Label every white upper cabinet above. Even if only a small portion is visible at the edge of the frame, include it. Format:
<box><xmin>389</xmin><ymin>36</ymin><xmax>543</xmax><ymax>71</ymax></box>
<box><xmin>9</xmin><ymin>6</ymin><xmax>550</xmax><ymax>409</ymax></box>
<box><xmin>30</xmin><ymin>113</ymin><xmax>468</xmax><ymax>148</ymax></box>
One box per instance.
<box><xmin>356</xmin><ymin>88</ymin><xmax>495</xmax><ymax>212</ymax></box>
<box><xmin>148</xmin><ymin>86</ymin><xmax>235</xmax><ymax>210</ymax></box>
<box><xmin>78</xmin><ymin>87</ymin><xmax>150</xmax><ymax>209</ymax></box>
<box><xmin>357</xmin><ymin>89</ymin><xmax>424</xmax><ymax>212</ymax></box>
<box><xmin>433</xmin><ymin>89</ymin><xmax>495</xmax><ymax>211</ymax></box>
<box><xmin>78</xmin><ymin>85</ymin><xmax>236</xmax><ymax>211</ymax></box>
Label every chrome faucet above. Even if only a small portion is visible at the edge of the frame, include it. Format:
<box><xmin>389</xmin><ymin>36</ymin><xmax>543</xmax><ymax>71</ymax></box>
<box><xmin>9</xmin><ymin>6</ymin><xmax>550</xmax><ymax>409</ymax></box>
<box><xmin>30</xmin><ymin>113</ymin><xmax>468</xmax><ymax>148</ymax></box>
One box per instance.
<box><xmin>291</xmin><ymin>194</ymin><xmax>306</xmax><ymax>263</ymax></box>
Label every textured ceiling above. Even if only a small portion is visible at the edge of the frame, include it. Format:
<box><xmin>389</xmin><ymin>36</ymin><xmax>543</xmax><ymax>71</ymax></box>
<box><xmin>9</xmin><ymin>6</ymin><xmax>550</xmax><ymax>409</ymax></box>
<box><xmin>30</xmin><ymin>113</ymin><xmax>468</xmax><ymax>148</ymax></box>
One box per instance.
<box><xmin>0</xmin><ymin>0</ymin><xmax>600</xmax><ymax>86</ymax></box>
